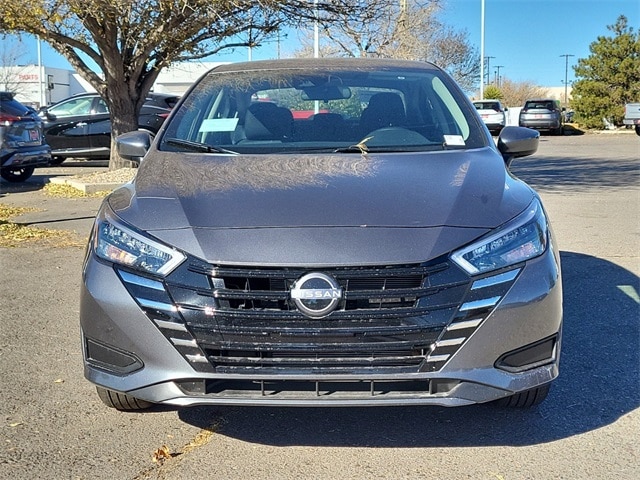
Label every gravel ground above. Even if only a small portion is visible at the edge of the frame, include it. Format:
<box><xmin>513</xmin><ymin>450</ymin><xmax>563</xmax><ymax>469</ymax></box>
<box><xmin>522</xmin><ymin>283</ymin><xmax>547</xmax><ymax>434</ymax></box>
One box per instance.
<box><xmin>67</xmin><ymin>167</ymin><xmax>137</xmax><ymax>184</ymax></box>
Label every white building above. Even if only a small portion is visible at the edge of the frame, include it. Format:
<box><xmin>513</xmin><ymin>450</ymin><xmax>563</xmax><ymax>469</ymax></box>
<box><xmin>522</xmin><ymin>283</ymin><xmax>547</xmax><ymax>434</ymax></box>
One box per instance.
<box><xmin>0</xmin><ymin>64</ymin><xmax>94</xmax><ymax>108</ymax></box>
<box><xmin>0</xmin><ymin>61</ymin><xmax>225</xmax><ymax>107</ymax></box>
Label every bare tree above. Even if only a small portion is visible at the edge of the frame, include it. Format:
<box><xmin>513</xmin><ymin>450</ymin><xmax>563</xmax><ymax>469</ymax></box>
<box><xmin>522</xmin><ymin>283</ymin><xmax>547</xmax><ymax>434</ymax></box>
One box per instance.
<box><xmin>496</xmin><ymin>79</ymin><xmax>549</xmax><ymax>108</ymax></box>
<box><xmin>0</xmin><ymin>0</ymin><xmax>380</xmax><ymax>168</ymax></box>
<box><xmin>311</xmin><ymin>0</ymin><xmax>480</xmax><ymax>91</ymax></box>
<box><xmin>0</xmin><ymin>37</ymin><xmax>31</xmax><ymax>96</ymax></box>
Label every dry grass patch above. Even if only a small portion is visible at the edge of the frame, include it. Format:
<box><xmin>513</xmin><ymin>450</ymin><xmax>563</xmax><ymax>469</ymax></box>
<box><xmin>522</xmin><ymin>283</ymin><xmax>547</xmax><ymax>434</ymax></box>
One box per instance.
<box><xmin>43</xmin><ymin>183</ymin><xmax>110</xmax><ymax>198</ymax></box>
<box><xmin>0</xmin><ymin>203</ymin><xmax>85</xmax><ymax>248</ymax></box>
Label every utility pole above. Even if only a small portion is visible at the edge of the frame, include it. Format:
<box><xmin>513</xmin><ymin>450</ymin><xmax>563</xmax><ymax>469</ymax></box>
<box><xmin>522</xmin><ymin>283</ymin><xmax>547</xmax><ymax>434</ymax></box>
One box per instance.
<box><xmin>484</xmin><ymin>56</ymin><xmax>495</xmax><ymax>85</ymax></box>
<box><xmin>494</xmin><ymin>65</ymin><xmax>504</xmax><ymax>86</ymax></box>
<box><xmin>560</xmin><ymin>54</ymin><xmax>574</xmax><ymax>107</ymax></box>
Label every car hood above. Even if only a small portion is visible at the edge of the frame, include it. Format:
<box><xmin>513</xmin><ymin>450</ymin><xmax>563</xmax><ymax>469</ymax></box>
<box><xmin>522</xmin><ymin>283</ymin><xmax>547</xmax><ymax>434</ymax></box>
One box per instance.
<box><xmin>108</xmin><ymin>148</ymin><xmax>534</xmax><ymax>266</ymax></box>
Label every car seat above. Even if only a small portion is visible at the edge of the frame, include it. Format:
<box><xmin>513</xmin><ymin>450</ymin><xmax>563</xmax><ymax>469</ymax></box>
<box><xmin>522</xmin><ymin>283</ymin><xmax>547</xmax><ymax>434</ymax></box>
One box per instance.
<box><xmin>243</xmin><ymin>102</ymin><xmax>293</xmax><ymax>141</ymax></box>
<box><xmin>360</xmin><ymin>92</ymin><xmax>406</xmax><ymax>134</ymax></box>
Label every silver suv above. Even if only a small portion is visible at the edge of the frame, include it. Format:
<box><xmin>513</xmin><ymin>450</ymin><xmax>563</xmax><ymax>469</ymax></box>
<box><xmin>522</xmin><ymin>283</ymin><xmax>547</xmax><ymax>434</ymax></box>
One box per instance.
<box><xmin>473</xmin><ymin>99</ymin><xmax>507</xmax><ymax>134</ymax></box>
<box><xmin>519</xmin><ymin>99</ymin><xmax>563</xmax><ymax>135</ymax></box>
<box><xmin>80</xmin><ymin>59</ymin><xmax>562</xmax><ymax>410</ymax></box>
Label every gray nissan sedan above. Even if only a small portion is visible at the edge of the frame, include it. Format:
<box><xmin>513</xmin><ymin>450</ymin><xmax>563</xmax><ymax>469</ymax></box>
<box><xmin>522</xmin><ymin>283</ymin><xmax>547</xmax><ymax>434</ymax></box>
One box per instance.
<box><xmin>80</xmin><ymin>58</ymin><xmax>562</xmax><ymax>410</ymax></box>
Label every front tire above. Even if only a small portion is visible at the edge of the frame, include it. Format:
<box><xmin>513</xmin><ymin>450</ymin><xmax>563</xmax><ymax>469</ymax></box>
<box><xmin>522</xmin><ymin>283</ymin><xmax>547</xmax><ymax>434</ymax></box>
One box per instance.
<box><xmin>493</xmin><ymin>383</ymin><xmax>550</xmax><ymax>408</ymax></box>
<box><xmin>1</xmin><ymin>166</ymin><xmax>35</xmax><ymax>182</ymax></box>
<box><xmin>635</xmin><ymin>125</ymin><xmax>640</xmax><ymax>136</ymax></box>
<box><xmin>96</xmin><ymin>386</ymin><xmax>154</xmax><ymax>411</ymax></box>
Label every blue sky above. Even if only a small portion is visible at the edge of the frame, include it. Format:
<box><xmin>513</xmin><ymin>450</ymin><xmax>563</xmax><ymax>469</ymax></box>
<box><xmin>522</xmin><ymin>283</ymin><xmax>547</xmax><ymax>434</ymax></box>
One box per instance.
<box><xmin>439</xmin><ymin>0</ymin><xmax>640</xmax><ymax>86</ymax></box>
<box><xmin>5</xmin><ymin>0</ymin><xmax>639</xmax><ymax>88</ymax></box>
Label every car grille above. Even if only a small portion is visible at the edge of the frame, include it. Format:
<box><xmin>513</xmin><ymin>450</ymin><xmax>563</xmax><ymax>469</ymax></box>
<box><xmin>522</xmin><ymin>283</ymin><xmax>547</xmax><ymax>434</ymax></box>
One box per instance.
<box><xmin>117</xmin><ymin>257</ymin><xmax>520</xmax><ymax>377</ymax></box>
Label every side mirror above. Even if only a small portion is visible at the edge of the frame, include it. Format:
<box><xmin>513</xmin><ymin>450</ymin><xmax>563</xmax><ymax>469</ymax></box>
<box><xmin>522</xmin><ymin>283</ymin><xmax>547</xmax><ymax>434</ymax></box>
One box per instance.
<box><xmin>497</xmin><ymin>126</ymin><xmax>539</xmax><ymax>167</ymax></box>
<box><xmin>116</xmin><ymin>130</ymin><xmax>152</xmax><ymax>164</ymax></box>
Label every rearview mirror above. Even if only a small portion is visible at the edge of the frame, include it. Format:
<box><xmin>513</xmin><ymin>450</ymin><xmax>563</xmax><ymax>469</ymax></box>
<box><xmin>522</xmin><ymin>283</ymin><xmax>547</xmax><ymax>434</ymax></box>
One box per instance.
<box><xmin>301</xmin><ymin>85</ymin><xmax>352</xmax><ymax>102</ymax></box>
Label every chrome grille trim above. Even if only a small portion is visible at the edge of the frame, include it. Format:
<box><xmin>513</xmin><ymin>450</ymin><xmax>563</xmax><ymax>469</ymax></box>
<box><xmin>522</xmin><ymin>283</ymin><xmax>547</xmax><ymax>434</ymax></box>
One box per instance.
<box><xmin>171</xmin><ymin>338</ymin><xmax>198</xmax><ymax>347</ymax></box>
<box><xmin>471</xmin><ymin>269</ymin><xmax>520</xmax><ymax>290</ymax></box>
<box><xmin>137</xmin><ymin>298</ymin><xmax>177</xmax><ymax>312</ymax></box>
<box><xmin>459</xmin><ymin>296</ymin><xmax>501</xmax><ymax>312</ymax></box>
<box><xmin>446</xmin><ymin>318</ymin><xmax>482</xmax><ymax>331</ymax></box>
<box><xmin>119</xmin><ymin>271</ymin><xmax>165</xmax><ymax>291</ymax></box>
<box><xmin>154</xmin><ymin>319</ymin><xmax>188</xmax><ymax>332</ymax></box>
<box><xmin>435</xmin><ymin>337</ymin><xmax>465</xmax><ymax>347</ymax></box>
<box><xmin>186</xmin><ymin>354</ymin><xmax>209</xmax><ymax>363</ymax></box>
<box><xmin>426</xmin><ymin>354</ymin><xmax>450</xmax><ymax>363</ymax></box>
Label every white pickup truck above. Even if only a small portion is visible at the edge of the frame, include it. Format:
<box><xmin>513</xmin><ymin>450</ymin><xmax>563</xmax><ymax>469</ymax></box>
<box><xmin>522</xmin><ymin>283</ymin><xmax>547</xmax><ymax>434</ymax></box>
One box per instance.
<box><xmin>623</xmin><ymin>103</ymin><xmax>640</xmax><ymax>136</ymax></box>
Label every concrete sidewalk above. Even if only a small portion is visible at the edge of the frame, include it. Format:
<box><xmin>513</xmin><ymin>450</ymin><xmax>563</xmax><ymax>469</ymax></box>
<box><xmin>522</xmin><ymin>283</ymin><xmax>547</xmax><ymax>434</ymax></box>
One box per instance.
<box><xmin>1</xmin><ymin>183</ymin><xmax>104</xmax><ymax>236</ymax></box>
<box><xmin>0</xmin><ymin>161</ymin><xmax>117</xmax><ymax>236</ymax></box>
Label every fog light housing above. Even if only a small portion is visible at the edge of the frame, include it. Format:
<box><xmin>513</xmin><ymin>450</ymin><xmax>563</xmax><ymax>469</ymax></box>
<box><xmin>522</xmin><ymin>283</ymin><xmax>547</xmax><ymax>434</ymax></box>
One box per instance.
<box><xmin>495</xmin><ymin>335</ymin><xmax>557</xmax><ymax>373</ymax></box>
<box><xmin>85</xmin><ymin>337</ymin><xmax>143</xmax><ymax>374</ymax></box>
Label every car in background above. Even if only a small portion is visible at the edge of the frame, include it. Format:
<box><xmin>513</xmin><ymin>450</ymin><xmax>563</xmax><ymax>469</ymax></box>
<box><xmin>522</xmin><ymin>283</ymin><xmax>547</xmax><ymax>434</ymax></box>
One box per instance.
<box><xmin>1</xmin><ymin>92</ymin><xmax>51</xmax><ymax>182</ymax></box>
<box><xmin>623</xmin><ymin>103</ymin><xmax>640</xmax><ymax>136</ymax></box>
<box><xmin>473</xmin><ymin>99</ymin><xmax>507</xmax><ymax>134</ymax></box>
<box><xmin>39</xmin><ymin>92</ymin><xmax>179</xmax><ymax>164</ymax></box>
<box><xmin>519</xmin><ymin>99</ymin><xmax>564</xmax><ymax>135</ymax></box>
<box><xmin>80</xmin><ymin>58</ymin><xmax>562</xmax><ymax>411</ymax></box>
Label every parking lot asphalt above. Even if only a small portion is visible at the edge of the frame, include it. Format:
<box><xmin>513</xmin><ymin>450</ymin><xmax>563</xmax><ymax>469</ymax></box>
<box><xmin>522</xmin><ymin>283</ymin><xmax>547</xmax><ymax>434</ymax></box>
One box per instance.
<box><xmin>0</xmin><ymin>132</ymin><xmax>638</xmax><ymax>480</ymax></box>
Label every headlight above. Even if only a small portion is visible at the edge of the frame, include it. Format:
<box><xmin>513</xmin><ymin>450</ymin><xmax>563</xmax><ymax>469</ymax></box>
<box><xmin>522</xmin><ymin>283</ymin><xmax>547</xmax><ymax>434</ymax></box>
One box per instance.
<box><xmin>451</xmin><ymin>198</ymin><xmax>548</xmax><ymax>275</ymax></box>
<box><xmin>93</xmin><ymin>209</ymin><xmax>185</xmax><ymax>276</ymax></box>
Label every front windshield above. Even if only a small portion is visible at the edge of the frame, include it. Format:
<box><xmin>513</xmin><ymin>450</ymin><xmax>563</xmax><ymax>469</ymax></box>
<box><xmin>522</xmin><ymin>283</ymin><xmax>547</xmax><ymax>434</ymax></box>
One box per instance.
<box><xmin>160</xmin><ymin>63</ymin><xmax>485</xmax><ymax>154</ymax></box>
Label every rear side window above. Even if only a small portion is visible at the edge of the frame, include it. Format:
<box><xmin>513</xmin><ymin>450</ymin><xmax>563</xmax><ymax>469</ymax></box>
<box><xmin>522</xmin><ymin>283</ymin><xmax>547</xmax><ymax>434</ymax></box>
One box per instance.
<box><xmin>0</xmin><ymin>98</ymin><xmax>32</xmax><ymax>116</ymax></box>
<box><xmin>48</xmin><ymin>97</ymin><xmax>95</xmax><ymax>116</ymax></box>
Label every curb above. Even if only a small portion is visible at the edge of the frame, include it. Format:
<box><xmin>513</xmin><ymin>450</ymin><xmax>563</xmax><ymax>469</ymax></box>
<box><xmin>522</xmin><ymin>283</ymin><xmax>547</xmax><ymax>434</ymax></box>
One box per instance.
<box><xmin>48</xmin><ymin>176</ymin><xmax>124</xmax><ymax>194</ymax></box>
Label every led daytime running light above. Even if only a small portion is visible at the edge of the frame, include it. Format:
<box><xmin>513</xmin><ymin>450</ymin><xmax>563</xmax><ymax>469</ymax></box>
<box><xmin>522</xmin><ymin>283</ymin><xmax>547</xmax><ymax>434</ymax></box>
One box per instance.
<box><xmin>94</xmin><ymin>214</ymin><xmax>185</xmax><ymax>276</ymax></box>
<box><xmin>451</xmin><ymin>199</ymin><xmax>548</xmax><ymax>275</ymax></box>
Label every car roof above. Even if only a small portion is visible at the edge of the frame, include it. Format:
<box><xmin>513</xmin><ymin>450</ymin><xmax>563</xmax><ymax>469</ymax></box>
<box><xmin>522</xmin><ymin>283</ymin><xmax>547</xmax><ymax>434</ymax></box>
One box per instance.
<box><xmin>208</xmin><ymin>57</ymin><xmax>440</xmax><ymax>75</ymax></box>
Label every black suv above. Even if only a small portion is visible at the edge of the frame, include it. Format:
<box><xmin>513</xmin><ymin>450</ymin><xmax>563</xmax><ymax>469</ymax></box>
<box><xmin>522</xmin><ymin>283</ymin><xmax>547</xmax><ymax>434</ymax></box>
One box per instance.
<box><xmin>1</xmin><ymin>92</ymin><xmax>51</xmax><ymax>182</ymax></box>
<box><xmin>39</xmin><ymin>92</ymin><xmax>179</xmax><ymax>164</ymax></box>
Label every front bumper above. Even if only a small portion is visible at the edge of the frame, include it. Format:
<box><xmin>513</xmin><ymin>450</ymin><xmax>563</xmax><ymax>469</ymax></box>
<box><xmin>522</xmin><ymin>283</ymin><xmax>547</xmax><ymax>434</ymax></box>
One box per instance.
<box><xmin>80</xmin><ymin>241</ymin><xmax>562</xmax><ymax>407</ymax></box>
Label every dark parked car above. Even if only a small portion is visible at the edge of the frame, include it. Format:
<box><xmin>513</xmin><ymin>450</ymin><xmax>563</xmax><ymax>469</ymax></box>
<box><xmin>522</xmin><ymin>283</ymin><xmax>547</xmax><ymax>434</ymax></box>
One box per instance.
<box><xmin>519</xmin><ymin>99</ymin><xmax>564</xmax><ymax>135</ymax></box>
<box><xmin>39</xmin><ymin>92</ymin><xmax>179</xmax><ymax>164</ymax></box>
<box><xmin>81</xmin><ymin>58</ymin><xmax>562</xmax><ymax>411</ymax></box>
<box><xmin>1</xmin><ymin>92</ymin><xmax>51</xmax><ymax>182</ymax></box>
<box><xmin>473</xmin><ymin>99</ymin><xmax>507</xmax><ymax>134</ymax></box>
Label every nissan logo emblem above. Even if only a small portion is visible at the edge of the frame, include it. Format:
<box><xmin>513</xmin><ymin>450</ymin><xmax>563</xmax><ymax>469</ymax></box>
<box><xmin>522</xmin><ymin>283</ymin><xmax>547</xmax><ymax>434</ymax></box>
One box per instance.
<box><xmin>290</xmin><ymin>272</ymin><xmax>342</xmax><ymax>318</ymax></box>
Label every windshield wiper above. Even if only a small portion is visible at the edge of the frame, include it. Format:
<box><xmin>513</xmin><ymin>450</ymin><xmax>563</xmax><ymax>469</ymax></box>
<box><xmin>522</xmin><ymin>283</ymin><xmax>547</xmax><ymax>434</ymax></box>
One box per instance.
<box><xmin>164</xmin><ymin>138</ymin><xmax>237</xmax><ymax>154</ymax></box>
<box><xmin>333</xmin><ymin>144</ymin><xmax>443</xmax><ymax>154</ymax></box>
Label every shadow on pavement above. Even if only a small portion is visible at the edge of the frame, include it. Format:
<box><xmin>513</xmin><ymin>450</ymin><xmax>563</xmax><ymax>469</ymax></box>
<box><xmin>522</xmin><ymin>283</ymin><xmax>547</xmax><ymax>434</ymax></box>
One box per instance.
<box><xmin>0</xmin><ymin>159</ymin><xmax>109</xmax><ymax>197</ymax></box>
<box><xmin>511</xmin><ymin>153</ymin><xmax>639</xmax><ymax>192</ymax></box>
<box><xmin>178</xmin><ymin>251</ymin><xmax>639</xmax><ymax>447</ymax></box>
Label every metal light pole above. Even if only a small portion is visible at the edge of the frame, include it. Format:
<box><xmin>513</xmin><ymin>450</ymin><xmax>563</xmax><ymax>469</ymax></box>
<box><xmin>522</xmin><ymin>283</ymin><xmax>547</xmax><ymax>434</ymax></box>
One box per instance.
<box><xmin>560</xmin><ymin>54</ymin><xmax>574</xmax><ymax>107</ymax></box>
<box><xmin>480</xmin><ymin>0</ymin><xmax>485</xmax><ymax>99</ymax></box>
<box><xmin>314</xmin><ymin>0</ymin><xmax>319</xmax><ymax>59</ymax></box>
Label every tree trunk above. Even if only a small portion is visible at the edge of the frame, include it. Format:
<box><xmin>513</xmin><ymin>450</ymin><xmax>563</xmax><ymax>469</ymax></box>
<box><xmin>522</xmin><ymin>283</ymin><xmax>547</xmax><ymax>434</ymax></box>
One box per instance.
<box><xmin>107</xmin><ymin>83</ymin><xmax>142</xmax><ymax>170</ymax></box>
